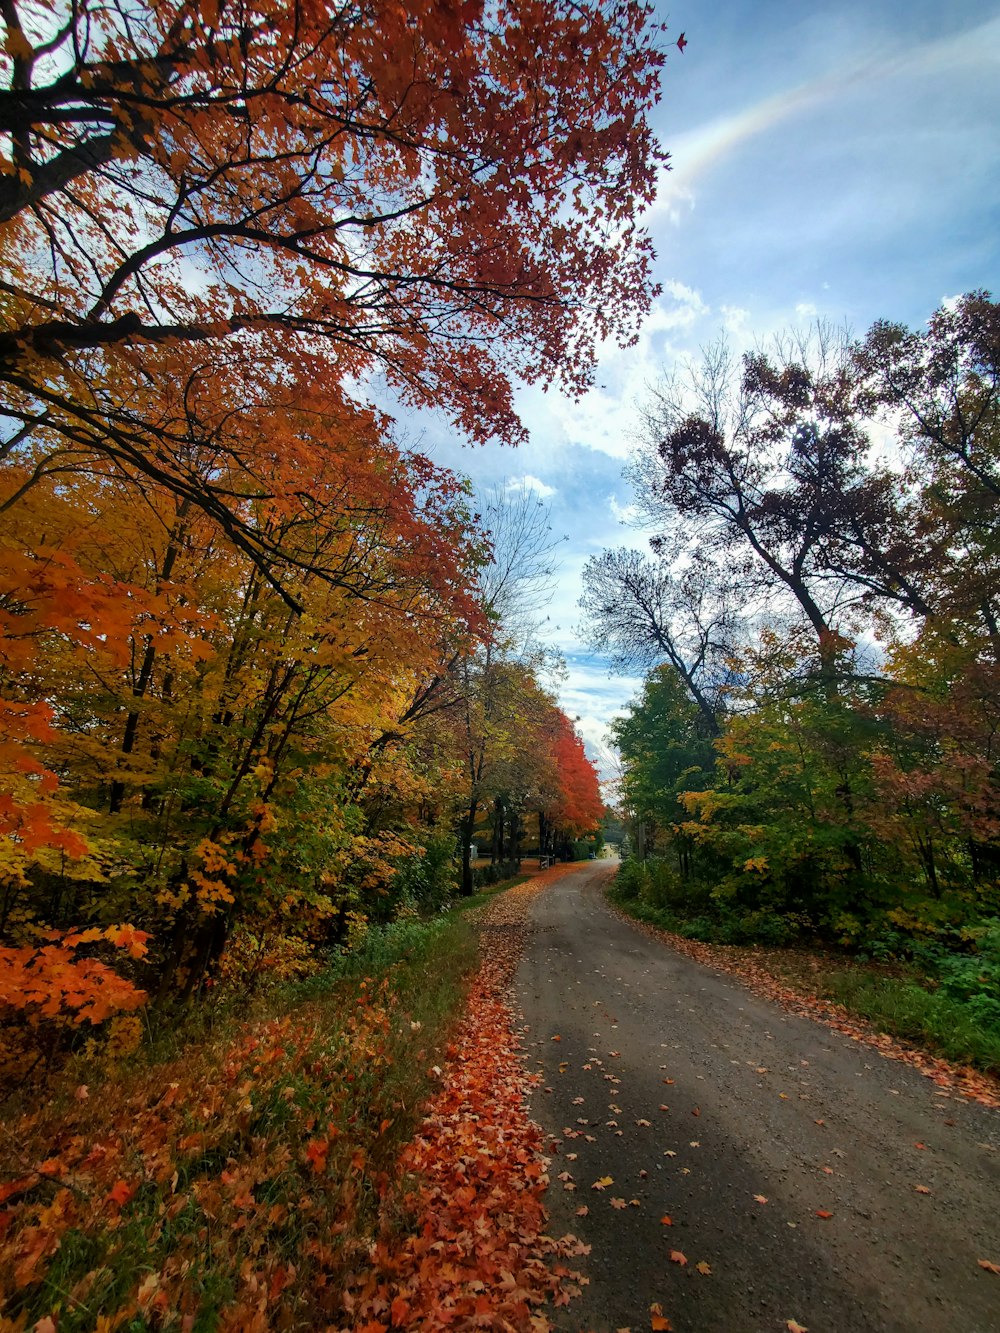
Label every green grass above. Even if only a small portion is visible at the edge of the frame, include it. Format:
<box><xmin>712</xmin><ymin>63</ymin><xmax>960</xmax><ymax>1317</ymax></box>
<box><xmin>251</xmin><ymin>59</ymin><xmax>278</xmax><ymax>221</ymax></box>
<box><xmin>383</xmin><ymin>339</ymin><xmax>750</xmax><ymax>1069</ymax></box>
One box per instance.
<box><xmin>820</xmin><ymin>971</ymin><xmax>1000</xmax><ymax>1072</ymax></box>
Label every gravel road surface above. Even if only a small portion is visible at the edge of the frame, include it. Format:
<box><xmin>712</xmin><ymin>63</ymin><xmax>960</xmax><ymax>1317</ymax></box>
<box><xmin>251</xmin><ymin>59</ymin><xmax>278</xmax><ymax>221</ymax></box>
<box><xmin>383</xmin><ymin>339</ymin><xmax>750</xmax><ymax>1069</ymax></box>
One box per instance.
<box><xmin>514</xmin><ymin>861</ymin><xmax>1000</xmax><ymax>1333</ymax></box>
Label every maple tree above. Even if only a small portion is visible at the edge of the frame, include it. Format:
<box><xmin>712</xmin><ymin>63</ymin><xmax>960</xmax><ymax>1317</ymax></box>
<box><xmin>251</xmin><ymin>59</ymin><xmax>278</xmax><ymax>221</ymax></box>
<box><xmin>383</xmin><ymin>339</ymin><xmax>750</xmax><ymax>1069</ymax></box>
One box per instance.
<box><xmin>1</xmin><ymin>0</ymin><xmax>667</xmax><ymax>545</ymax></box>
<box><xmin>1</xmin><ymin>0</ymin><xmax>672</xmax><ymax>1055</ymax></box>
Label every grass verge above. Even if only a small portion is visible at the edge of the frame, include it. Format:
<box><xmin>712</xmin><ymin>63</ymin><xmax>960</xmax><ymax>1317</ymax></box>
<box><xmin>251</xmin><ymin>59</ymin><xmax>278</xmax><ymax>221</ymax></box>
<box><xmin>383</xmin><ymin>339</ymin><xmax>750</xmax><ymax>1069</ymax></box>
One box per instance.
<box><xmin>608</xmin><ymin>889</ymin><xmax>1000</xmax><ymax>1076</ymax></box>
<box><xmin>0</xmin><ymin>907</ymin><xmax>485</xmax><ymax>1330</ymax></box>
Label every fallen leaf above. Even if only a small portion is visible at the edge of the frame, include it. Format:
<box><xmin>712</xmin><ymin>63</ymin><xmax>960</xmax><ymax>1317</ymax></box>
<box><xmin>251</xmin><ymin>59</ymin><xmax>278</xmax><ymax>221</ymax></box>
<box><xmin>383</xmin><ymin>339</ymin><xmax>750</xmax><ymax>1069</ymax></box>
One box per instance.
<box><xmin>610</xmin><ymin>1197</ymin><xmax>627</xmax><ymax>1209</ymax></box>
<box><xmin>576</xmin><ymin>1205</ymin><xmax>589</xmax><ymax>1217</ymax></box>
<box><xmin>695</xmin><ymin>1260</ymin><xmax>711</xmax><ymax>1275</ymax></box>
<box><xmin>650</xmin><ymin>1304</ymin><xmax>672</xmax><ymax>1331</ymax></box>
<box><xmin>786</xmin><ymin>1322</ymin><xmax>808</xmax><ymax>1333</ymax></box>
<box><xmin>551</xmin><ymin>1034</ymin><xmax>562</xmax><ymax>1042</ymax></box>
<box><xmin>669</xmin><ymin>1250</ymin><xmax>687</xmax><ymax>1266</ymax></box>
<box><xmin>691</xmin><ymin>1107</ymin><xmax>700</xmax><ymax>1117</ymax></box>
<box><xmin>914</xmin><ymin>1184</ymin><xmax>931</xmax><ymax>1194</ymax></box>
<box><xmin>663</xmin><ymin>1150</ymin><xmax>677</xmax><ymax>1158</ymax></box>
<box><xmin>914</xmin><ymin>1141</ymin><xmax>927</xmax><ymax>1150</ymax></box>
<box><xmin>660</xmin><ymin>1215</ymin><xmax>673</xmax><ymax>1226</ymax></box>
<box><xmin>106</xmin><ymin>1179</ymin><xmax>136</xmax><ymax>1207</ymax></box>
<box><xmin>815</xmin><ymin>1209</ymin><xmax>833</xmax><ymax>1219</ymax></box>
<box><xmin>977</xmin><ymin>1258</ymin><xmax>1000</xmax><ymax>1274</ymax></box>
<box><xmin>629</xmin><ymin>1198</ymin><xmax>641</xmax><ymax>1207</ymax></box>
<box><xmin>592</xmin><ymin>1175</ymin><xmax>614</xmax><ymax>1190</ymax></box>
<box><xmin>753</xmin><ymin>1194</ymin><xmax>768</xmax><ymax>1204</ymax></box>
<box><xmin>820</xmin><ymin>1166</ymin><xmax>833</xmax><ymax>1174</ymax></box>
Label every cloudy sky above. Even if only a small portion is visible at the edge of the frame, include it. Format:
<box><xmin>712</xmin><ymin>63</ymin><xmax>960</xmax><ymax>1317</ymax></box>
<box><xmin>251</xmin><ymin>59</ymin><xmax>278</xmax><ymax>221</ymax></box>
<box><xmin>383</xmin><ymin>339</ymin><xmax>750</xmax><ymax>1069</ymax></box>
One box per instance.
<box><xmin>422</xmin><ymin>0</ymin><xmax>1000</xmax><ymax>779</ymax></box>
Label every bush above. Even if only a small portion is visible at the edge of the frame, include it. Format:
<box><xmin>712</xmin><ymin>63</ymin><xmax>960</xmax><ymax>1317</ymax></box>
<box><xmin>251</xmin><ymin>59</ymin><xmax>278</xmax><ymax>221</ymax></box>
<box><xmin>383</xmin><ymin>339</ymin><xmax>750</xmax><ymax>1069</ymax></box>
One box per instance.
<box><xmin>717</xmin><ymin>909</ymin><xmax>797</xmax><ymax>947</ymax></box>
<box><xmin>392</xmin><ymin>834</ymin><xmax>459</xmax><ymax>913</ymax></box>
<box><xmin>470</xmin><ymin>859</ymin><xmax>520</xmax><ymax>891</ymax></box>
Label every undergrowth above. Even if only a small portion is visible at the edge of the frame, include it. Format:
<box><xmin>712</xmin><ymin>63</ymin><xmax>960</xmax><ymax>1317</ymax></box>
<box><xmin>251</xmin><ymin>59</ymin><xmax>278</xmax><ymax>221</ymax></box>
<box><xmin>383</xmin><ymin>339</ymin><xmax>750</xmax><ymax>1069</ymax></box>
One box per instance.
<box><xmin>0</xmin><ymin>900</ymin><xmax>492</xmax><ymax>1330</ymax></box>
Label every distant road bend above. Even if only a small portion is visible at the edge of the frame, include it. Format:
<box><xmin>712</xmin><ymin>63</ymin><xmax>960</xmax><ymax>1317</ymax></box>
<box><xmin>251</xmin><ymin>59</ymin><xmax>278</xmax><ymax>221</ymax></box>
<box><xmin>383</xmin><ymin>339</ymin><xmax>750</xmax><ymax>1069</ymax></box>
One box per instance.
<box><xmin>515</xmin><ymin>861</ymin><xmax>1000</xmax><ymax>1333</ymax></box>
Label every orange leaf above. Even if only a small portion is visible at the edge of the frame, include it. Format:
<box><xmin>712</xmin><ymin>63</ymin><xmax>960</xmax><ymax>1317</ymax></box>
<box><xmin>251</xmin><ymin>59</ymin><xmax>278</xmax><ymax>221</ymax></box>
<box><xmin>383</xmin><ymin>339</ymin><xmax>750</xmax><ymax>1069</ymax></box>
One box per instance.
<box><xmin>650</xmin><ymin>1302</ymin><xmax>672</xmax><ymax>1331</ymax></box>
<box><xmin>977</xmin><ymin>1258</ymin><xmax>1000</xmax><ymax>1274</ymax></box>
<box><xmin>913</xmin><ymin>1184</ymin><xmax>931</xmax><ymax>1194</ymax></box>
<box><xmin>753</xmin><ymin>1194</ymin><xmax>768</xmax><ymax>1204</ymax></box>
<box><xmin>610</xmin><ymin>1197</ymin><xmax>627</xmax><ymax>1209</ymax></box>
<box><xmin>786</xmin><ymin>1322</ymin><xmax>809</xmax><ymax>1333</ymax></box>
<box><xmin>669</xmin><ymin>1250</ymin><xmax>687</xmax><ymax>1266</ymax></box>
<box><xmin>695</xmin><ymin>1260</ymin><xmax>711</xmax><ymax>1275</ymax></box>
<box><xmin>659</xmin><ymin>1214</ymin><xmax>673</xmax><ymax>1226</ymax></box>
<box><xmin>106</xmin><ymin>1179</ymin><xmax>135</xmax><ymax>1208</ymax></box>
<box><xmin>815</xmin><ymin>1209</ymin><xmax>833</xmax><ymax>1219</ymax></box>
<box><xmin>306</xmin><ymin>1138</ymin><xmax>329</xmax><ymax>1173</ymax></box>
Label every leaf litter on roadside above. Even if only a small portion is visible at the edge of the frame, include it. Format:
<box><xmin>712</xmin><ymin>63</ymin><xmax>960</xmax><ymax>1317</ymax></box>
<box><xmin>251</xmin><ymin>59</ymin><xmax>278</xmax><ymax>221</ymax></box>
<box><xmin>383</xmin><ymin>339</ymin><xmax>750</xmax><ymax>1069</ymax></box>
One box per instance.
<box><xmin>338</xmin><ymin>872</ymin><xmax>589</xmax><ymax>1329</ymax></box>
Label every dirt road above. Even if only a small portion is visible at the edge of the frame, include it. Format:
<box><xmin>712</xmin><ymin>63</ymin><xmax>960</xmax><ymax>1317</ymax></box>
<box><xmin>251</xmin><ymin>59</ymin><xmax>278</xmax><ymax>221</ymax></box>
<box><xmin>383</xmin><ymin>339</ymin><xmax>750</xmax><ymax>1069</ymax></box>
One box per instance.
<box><xmin>514</xmin><ymin>862</ymin><xmax>1000</xmax><ymax>1333</ymax></box>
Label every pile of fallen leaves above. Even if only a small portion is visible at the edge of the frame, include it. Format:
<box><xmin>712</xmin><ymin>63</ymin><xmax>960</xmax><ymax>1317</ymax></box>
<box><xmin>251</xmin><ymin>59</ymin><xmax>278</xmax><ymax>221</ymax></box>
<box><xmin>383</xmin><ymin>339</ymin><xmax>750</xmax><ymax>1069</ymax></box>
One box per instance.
<box><xmin>611</xmin><ymin>905</ymin><xmax>1000</xmax><ymax>1110</ymax></box>
<box><xmin>339</xmin><ymin>867</ymin><xmax>589</xmax><ymax>1331</ymax></box>
<box><xmin>0</xmin><ymin>921</ymin><xmax>475</xmax><ymax>1330</ymax></box>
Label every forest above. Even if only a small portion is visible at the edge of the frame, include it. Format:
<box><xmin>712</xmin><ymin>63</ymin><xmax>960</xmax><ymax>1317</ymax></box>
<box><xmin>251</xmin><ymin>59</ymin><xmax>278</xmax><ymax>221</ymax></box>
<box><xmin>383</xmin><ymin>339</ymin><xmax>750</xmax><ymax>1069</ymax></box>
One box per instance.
<box><xmin>585</xmin><ymin>295</ymin><xmax>1000</xmax><ymax>1064</ymax></box>
<box><xmin>0</xmin><ymin>0</ymin><xmax>629</xmax><ymax>1087</ymax></box>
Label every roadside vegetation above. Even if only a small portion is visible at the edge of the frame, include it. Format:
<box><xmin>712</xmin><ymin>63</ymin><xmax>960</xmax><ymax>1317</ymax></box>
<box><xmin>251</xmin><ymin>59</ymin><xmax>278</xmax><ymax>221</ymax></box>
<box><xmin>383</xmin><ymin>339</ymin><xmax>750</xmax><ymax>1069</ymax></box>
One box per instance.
<box><xmin>0</xmin><ymin>882</ymin><xmax>521</xmax><ymax>1329</ymax></box>
<box><xmin>590</xmin><ymin>295</ymin><xmax>1000</xmax><ymax>1075</ymax></box>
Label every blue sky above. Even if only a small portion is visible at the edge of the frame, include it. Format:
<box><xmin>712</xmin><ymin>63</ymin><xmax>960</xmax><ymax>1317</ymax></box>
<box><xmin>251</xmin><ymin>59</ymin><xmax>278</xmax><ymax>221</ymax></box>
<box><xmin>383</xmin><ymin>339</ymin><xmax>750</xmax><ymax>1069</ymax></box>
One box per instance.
<box><xmin>419</xmin><ymin>0</ymin><xmax>1000</xmax><ymax>778</ymax></box>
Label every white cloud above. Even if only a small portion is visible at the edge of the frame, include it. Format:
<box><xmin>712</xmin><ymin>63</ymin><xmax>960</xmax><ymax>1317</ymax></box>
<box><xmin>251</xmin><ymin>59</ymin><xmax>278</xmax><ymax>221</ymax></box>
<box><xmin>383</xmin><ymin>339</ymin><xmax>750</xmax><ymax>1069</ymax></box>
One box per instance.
<box><xmin>721</xmin><ymin>304</ymin><xmax>750</xmax><ymax>336</ymax></box>
<box><xmin>795</xmin><ymin>301</ymin><xmax>819</xmax><ymax>319</ymax></box>
<box><xmin>522</xmin><ymin>284</ymin><xmax>714</xmax><ymax>461</ymax></box>
<box><xmin>508</xmin><ymin>473</ymin><xmax>557</xmax><ymax>499</ymax></box>
<box><xmin>609</xmin><ymin>494</ymin><xmax>641</xmax><ymax>525</ymax></box>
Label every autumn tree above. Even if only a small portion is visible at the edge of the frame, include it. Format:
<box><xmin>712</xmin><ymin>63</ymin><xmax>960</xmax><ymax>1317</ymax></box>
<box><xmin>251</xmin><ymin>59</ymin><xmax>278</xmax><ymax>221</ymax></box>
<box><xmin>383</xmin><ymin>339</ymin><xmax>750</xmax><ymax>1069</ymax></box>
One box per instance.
<box><xmin>537</xmin><ymin>709</ymin><xmax>604</xmax><ymax>857</ymax></box>
<box><xmin>611</xmin><ymin>295</ymin><xmax>1000</xmax><ymax>949</ymax></box>
<box><xmin>579</xmin><ymin>543</ymin><xmax>740</xmax><ymax>735</ymax></box>
<box><xmin>1</xmin><ymin>1</ymin><xmax>672</xmax><ymax>978</ymax></box>
<box><xmin>1</xmin><ymin>0</ymin><xmax>668</xmax><ymax>558</ymax></box>
<box><xmin>0</xmin><ymin>394</ymin><xmax>485</xmax><ymax>1022</ymax></box>
<box><xmin>609</xmin><ymin>665</ymin><xmax>716</xmax><ymax>870</ymax></box>
<box><xmin>630</xmin><ymin>331</ymin><xmax>905</xmax><ymax>674</ymax></box>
